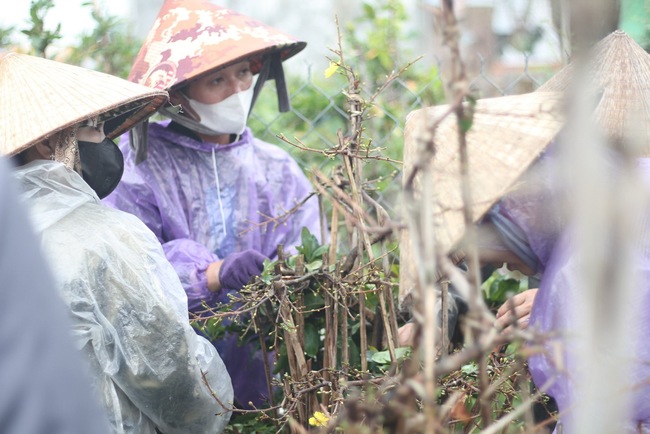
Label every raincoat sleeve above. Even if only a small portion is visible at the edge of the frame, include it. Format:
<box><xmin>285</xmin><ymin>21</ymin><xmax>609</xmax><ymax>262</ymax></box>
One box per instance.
<box><xmin>162</xmin><ymin>239</ymin><xmax>222</xmax><ymax>312</ymax></box>
<box><xmin>51</xmin><ymin>208</ymin><xmax>233</xmax><ymax>433</ymax></box>
<box><xmin>104</xmin><ymin>163</ymin><xmax>222</xmax><ymax>312</ymax></box>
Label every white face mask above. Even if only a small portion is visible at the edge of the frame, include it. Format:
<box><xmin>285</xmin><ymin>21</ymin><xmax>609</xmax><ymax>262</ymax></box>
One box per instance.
<box><xmin>186</xmin><ymin>81</ymin><xmax>255</xmax><ymax>135</ymax></box>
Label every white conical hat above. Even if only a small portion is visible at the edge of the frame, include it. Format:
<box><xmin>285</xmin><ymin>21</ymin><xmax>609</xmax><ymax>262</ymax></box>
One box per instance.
<box><xmin>399</xmin><ymin>91</ymin><xmax>564</xmax><ymax>300</ymax></box>
<box><xmin>0</xmin><ymin>52</ymin><xmax>168</xmax><ymax>156</ymax></box>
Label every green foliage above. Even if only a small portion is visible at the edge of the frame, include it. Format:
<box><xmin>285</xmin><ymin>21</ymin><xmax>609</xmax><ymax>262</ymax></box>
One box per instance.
<box><xmin>21</xmin><ymin>0</ymin><xmax>62</xmax><ymax>57</ymax></box>
<box><xmin>439</xmin><ymin>352</ymin><xmax>543</xmax><ymax>432</ymax></box>
<box><xmin>482</xmin><ymin>266</ymin><xmax>529</xmax><ymax>306</ymax></box>
<box><xmin>345</xmin><ymin>0</ymin><xmax>409</xmax><ymax>86</ymax></box>
<box><xmin>295</xmin><ymin>227</ymin><xmax>329</xmax><ymax>265</ymax></box>
<box><xmin>248</xmin><ymin>74</ymin><xmax>349</xmax><ymax>171</ymax></box>
<box><xmin>248</xmin><ymin>0</ymin><xmax>445</xmax><ymax>244</ymax></box>
<box><xmin>65</xmin><ymin>2</ymin><xmax>142</xmax><ymax>78</ymax></box>
<box><xmin>224</xmin><ymin>412</ymin><xmax>277</xmax><ymax>434</ymax></box>
<box><xmin>367</xmin><ymin>346</ymin><xmax>411</xmax><ymax>372</ymax></box>
<box><xmin>0</xmin><ymin>25</ymin><xmax>15</xmax><ymax>47</ymax></box>
<box><xmin>3</xmin><ymin>0</ymin><xmax>138</xmax><ymax>77</ymax></box>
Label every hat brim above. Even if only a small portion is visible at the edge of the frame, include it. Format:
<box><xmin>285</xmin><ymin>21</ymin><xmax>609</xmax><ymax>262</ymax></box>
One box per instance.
<box><xmin>0</xmin><ymin>53</ymin><xmax>168</xmax><ymax>156</ymax></box>
<box><xmin>399</xmin><ymin>91</ymin><xmax>564</xmax><ymax>300</ymax></box>
<box><xmin>169</xmin><ymin>41</ymin><xmax>306</xmax><ymax>92</ymax></box>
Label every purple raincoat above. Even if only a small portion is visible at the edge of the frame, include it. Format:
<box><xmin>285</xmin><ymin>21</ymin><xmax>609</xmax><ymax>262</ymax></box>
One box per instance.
<box><xmin>489</xmin><ymin>155</ymin><xmax>650</xmax><ymax>431</ymax></box>
<box><xmin>105</xmin><ymin>121</ymin><xmax>322</xmax><ymax>407</ymax></box>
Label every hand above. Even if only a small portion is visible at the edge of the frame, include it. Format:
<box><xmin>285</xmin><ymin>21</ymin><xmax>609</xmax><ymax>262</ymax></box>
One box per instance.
<box><xmin>217</xmin><ymin>249</ymin><xmax>267</xmax><ymax>292</ymax></box>
<box><xmin>397</xmin><ymin>322</ymin><xmax>443</xmax><ymax>351</ymax></box>
<box><xmin>495</xmin><ymin>288</ymin><xmax>539</xmax><ymax>333</ymax></box>
<box><xmin>398</xmin><ymin>323</ymin><xmax>416</xmax><ymax>347</ymax></box>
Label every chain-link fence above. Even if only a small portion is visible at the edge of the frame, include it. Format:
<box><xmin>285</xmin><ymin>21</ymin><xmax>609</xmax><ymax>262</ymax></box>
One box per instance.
<box><xmin>249</xmin><ymin>54</ymin><xmax>560</xmax><ymax>217</ymax></box>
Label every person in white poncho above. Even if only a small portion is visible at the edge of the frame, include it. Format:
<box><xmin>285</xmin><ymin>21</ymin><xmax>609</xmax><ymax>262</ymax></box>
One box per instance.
<box><xmin>0</xmin><ymin>52</ymin><xmax>233</xmax><ymax>434</ymax></box>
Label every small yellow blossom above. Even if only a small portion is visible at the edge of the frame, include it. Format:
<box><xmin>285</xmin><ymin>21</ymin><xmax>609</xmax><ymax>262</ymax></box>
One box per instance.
<box><xmin>308</xmin><ymin>411</ymin><xmax>329</xmax><ymax>427</ymax></box>
<box><xmin>324</xmin><ymin>62</ymin><xmax>339</xmax><ymax>79</ymax></box>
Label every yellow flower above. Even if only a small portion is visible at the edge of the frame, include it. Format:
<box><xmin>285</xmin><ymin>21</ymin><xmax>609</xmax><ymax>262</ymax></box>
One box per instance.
<box><xmin>324</xmin><ymin>62</ymin><xmax>339</xmax><ymax>79</ymax></box>
<box><xmin>308</xmin><ymin>411</ymin><xmax>329</xmax><ymax>427</ymax></box>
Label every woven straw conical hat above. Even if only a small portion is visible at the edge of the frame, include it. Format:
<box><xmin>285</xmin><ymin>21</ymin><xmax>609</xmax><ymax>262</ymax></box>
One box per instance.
<box><xmin>538</xmin><ymin>30</ymin><xmax>650</xmax><ymax>155</ymax></box>
<box><xmin>0</xmin><ymin>52</ymin><xmax>168</xmax><ymax>157</ymax></box>
<box><xmin>129</xmin><ymin>0</ymin><xmax>306</xmax><ymax>91</ymax></box>
<box><xmin>399</xmin><ymin>91</ymin><xmax>564</xmax><ymax>300</ymax></box>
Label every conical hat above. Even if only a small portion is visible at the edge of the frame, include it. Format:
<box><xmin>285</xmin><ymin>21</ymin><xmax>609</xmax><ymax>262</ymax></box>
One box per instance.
<box><xmin>399</xmin><ymin>91</ymin><xmax>564</xmax><ymax>299</ymax></box>
<box><xmin>0</xmin><ymin>52</ymin><xmax>168</xmax><ymax>157</ymax></box>
<box><xmin>129</xmin><ymin>0</ymin><xmax>306</xmax><ymax>90</ymax></box>
<box><xmin>538</xmin><ymin>31</ymin><xmax>650</xmax><ymax>154</ymax></box>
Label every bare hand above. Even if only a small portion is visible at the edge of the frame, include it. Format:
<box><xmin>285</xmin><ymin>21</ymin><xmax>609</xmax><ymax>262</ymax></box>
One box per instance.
<box><xmin>397</xmin><ymin>323</ymin><xmax>443</xmax><ymax>355</ymax></box>
<box><xmin>206</xmin><ymin>260</ymin><xmax>224</xmax><ymax>293</ymax></box>
<box><xmin>398</xmin><ymin>323</ymin><xmax>416</xmax><ymax>347</ymax></box>
<box><xmin>495</xmin><ymin>288</ymin><xmax>538</xmax><ymax>333</ymax></box>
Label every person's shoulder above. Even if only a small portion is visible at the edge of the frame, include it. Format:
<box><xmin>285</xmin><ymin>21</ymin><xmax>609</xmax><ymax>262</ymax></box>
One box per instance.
<box><xmin>57</xmin><ymin>203</ymin><xmax>157</xmax><ymax>247</ymax></box>
<box><xmin>97</xmin><ymin>205</ymin><xmax>159</xmax><ymax>237</ymax></box>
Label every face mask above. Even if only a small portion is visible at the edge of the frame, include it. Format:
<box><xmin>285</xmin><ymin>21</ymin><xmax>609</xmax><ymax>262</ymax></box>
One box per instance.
<box><xmin>186</xmin><ymin>83</ymin><xmax>255</xmax><ymax>135</ymax></box>
<box><xmin>77</xmin><ymin>138</ymin><xmax>124</xmax><ymax>199</ymax></box>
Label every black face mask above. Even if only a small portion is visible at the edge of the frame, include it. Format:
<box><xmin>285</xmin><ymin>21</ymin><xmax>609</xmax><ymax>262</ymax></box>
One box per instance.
<box><xmin>77</xmin><ymin>138</ymin><xmax>124</xmax><ymax>199</ymax></box>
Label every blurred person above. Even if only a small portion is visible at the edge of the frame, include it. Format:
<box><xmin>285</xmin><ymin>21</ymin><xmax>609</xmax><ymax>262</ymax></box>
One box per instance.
<box><xmin>404</xmin><ymin>30</ymin><xmax>650</xmax><ymax>433</ymax></box>
<box><xmin>0</xmin><ymin>155</ymin><xmax>110</xmax><ymax>434</ymax></box>
<box><xmin>0</xmin><ymin>52</ymin><xmax>233</xmax><ymax>433</ymax></box>
<box><xmin>506</xmin><ymin>30</ymin><xmax>650</xmax><ymax>433</ymax></box>
<box><xmin>105</xmin><ymin>0</ymin><xmax>323</xmax><ymax>408</ymax></box>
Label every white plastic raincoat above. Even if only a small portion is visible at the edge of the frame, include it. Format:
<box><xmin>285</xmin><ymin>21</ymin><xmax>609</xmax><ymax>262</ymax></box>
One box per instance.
<box><xmin>13</xmin><ymin>160</ymin><xmax>233</xmax><ymax>434</ymax></box>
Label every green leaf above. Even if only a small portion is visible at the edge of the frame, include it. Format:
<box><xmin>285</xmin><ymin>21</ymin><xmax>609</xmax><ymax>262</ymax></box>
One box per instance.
<box><xmin>312</xmin><ymin>244</ymin><xmax>330</xmax><ymax>260</ymax></box>
<box><xmin>461</xmin><ymin>362</ymin><xmax>479</xmax><ymax>376</ymax></box>
<box><xmin>370</xmin><ymin>349</ymin><xmax>391</xmax><ymax>365</ymax></box>
<box><xmin>305</xmin><ymin>259</ymin><xmax>323</xmax><ymax>272</ymax></box>
<box><xmin>304</xmin><ymin>323</ymin><xmax>320</xmax><ymax>357</ymax></box>
<box><xmin>362</xmin><ymin>2</ymin><xmax>376</xmax><ymax>19</ymax></box>
<box><xmin>296</xmin><ymin>227</ymin><xmax>320</xmax><ymax>262</ymax></box>
<box><xmin>394</xmin><ymin>346</ymin><xmax>411</xmax><ymax>361</ymax></box>
<box><xmin>304</xmin><ymin>290</ymin><xmax>325</xmax><ymax>311</ymax></box>
<box><xmin>369</xmin><ymin>346</ymin><xmax>411</xmax><ymax>366</ymax></box>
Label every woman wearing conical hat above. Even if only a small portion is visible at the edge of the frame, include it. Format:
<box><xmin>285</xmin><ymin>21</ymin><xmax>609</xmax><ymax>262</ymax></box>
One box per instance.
<box><xmin>104</xmin><ymin>0</ymin><xmax>323</xmax><ymax>408</ymax></box>
<box><xmin>0</xmin><ymin>52</ymin><xmax>233</xmax><ymax>433</ymax></box>
<box><xmin>404</xmin><ymin>30</ymin><xmax>650</xmax><ymax>432</ymax></box>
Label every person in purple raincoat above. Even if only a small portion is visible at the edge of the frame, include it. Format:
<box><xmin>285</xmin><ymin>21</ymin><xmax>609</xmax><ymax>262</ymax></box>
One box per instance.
<box><xmin>104</xmin><ymin>0</ymin><xmax>323</xmax><ymax>408</ymax></box>
<box><xmin>471</xmin><ymin>31</ymin><xmax>650</xmax><ymax>433</ymax></box>
<box><xmin>481</xmin><ymin>150</ymin><xmax>650</xmax><ymax>433</ymax></box>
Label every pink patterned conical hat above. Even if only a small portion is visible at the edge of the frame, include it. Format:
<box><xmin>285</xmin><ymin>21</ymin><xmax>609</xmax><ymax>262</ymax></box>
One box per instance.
<box><xmin>129</xmin><ymin>0</ymin><xmax>306</xmax><ymax>91</ymax></box>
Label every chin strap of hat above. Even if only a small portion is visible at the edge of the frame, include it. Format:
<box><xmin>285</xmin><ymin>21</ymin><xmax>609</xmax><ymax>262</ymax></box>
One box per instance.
<box><xmin>250</xmin><ymin>51</ymin><xmax>291</xmax><ymax>114</ymax></box>
<box><xmin>272</xmin><ymin>53</ymin><xmax>290</xmax><ymax>112</ymax></box>
<box><xmin>129</xmin><ymin>120</ymin><xmax>149</xmax><ymax>165</ymax></box>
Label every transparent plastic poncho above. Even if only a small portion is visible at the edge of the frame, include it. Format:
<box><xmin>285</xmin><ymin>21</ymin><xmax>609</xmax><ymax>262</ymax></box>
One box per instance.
<box><xmin>14</xmin><ymin>160</ymin><xmax>233</xmax><ymax>434</ymax></box>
